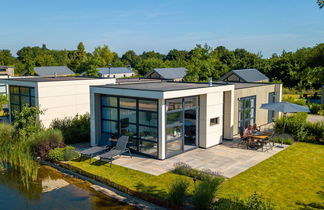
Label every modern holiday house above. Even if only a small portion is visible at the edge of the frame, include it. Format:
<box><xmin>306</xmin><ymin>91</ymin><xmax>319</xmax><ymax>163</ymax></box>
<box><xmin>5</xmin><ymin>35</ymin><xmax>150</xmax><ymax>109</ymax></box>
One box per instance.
<box><xmin>0</xmin><ymin>76</ymin><xmax>115</xmax><ymax>127</ymax></box>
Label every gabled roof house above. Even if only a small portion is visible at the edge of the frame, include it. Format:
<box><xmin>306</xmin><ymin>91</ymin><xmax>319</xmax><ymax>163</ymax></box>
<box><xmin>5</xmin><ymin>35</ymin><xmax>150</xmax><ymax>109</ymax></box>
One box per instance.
<box><xmin>97</xmin><ymin>67</ymin><xmax>135</xmax><ymax>78</ymax></box>
<box><xmin>218</xmin><ymin>69</ymin><xmax>269</xmax><ymax>83</ymax></box>
<box><xmin>34</xmin><ymin>66</ymin><xmax>75</xmax><ymax>77</ymax></box>
<box><xmin>145</xmin><ymin>67</ymin><xmax>187</xmax><ymax>81</ymax></box>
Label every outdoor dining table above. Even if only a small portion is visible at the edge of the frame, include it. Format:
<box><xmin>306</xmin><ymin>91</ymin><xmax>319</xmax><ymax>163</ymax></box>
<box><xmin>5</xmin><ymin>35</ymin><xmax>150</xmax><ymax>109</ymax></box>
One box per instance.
<box><xmin>248</xmin><ymin>132</ymin><xmax>272</xmax><ymax>152</ymax></box>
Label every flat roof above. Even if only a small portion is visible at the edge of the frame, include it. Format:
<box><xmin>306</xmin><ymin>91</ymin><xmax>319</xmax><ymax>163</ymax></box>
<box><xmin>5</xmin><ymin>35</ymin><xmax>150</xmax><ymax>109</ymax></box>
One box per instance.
<box><xmin>94</xmin><ymin>81</ymin><xmax>225</xmax><ymax>92</ymax></box>
<box><xmin>215</xmin><ymin>81</ymin><xmax>275</xmax><ymax>89</ymax></box>
<box><xmin>0</xmin><ymin>76</ymin><xmax>104</xmax><ymax>82</ymax></box>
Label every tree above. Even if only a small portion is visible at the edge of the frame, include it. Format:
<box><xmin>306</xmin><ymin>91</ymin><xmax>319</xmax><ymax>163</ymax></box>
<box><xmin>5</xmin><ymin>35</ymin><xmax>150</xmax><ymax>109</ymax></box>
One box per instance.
<box><xmin>34</xmin><ymin>54</ymin><xmax>56</xmax><ymax>66</ymax></box>
<box><xmin>165</xmin><ymin>49</ymin><xmax>189</xmax><ymax>61</ymax></box>
<box><xmin>69</xmin><ymin>42</ymin><xmax>87</xmax><ymax>73</ymax></box>
<box><xmin>13</xmin><ymin>105</ymin><xmax>44</xmax><ymax>138</ymax></box>
<box><xmin>318</xmin><ymin>0</ymin><xmax>324</xmax><ymax>8</ymax></box>
<box><xmin>135</xmin><ymin>58</ymin><xmax>165</xmax><ymax>75</ymax></box>
<box><xmin>121</xmin><ymin>50</ymin><xmax>141</xmax><ymax>67</ymax></box>
<box><xmin>0</xmin><ymin>50</ymin><xmax>17</xmax><ymax>65</ymax></box>
<box><xmin>93</xmin><ymin>45</ymin><xmax>117</xmax><ymax>67</ymax></box>
<box><xmin>141</xmin><ymin>51</ymin><xmax>165</xmax><ymax>60</ymax></box>
<box><xmin>24</xmin><ymin>59</ymin><xmax>36</xmax><ymax>76</ymax></box>
<box><xmin>84</xmin><ymin>64</ymin><xmax>99</xmax><ymax>77</ymax></box>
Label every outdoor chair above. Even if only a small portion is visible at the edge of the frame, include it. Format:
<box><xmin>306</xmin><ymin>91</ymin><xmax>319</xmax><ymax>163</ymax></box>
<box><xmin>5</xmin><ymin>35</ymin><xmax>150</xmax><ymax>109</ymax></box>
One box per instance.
<box><xmin>80</xmin><ymin>133</ymin><xmax>110</xmax><ymax>162</ymax></box>
<box><xmin>262</xmin><ymin>134</ymin><xmax>275</xmax><ymax>151</ymax></box>
<box><xmin>99</xmin><ymin>135</ymin><xmax>131</xmax><ymax>167</ymax></box>
<box><xmin>80</xmin><ymin>146</ymin><xmax>109</xmax><ymax>161</ymax></box>
<box><xmin>237</xmin><ymin>127</ymin><xmax>248</xmax><ymax>147</ymax></box>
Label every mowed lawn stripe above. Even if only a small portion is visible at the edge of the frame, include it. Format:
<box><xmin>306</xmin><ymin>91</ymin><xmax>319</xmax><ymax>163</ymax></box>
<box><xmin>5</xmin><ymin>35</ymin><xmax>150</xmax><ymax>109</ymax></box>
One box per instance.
<box><xmin>217</xmin><ymin>143</ymin><xmax>324</xmax><ymax>209</ymax></box>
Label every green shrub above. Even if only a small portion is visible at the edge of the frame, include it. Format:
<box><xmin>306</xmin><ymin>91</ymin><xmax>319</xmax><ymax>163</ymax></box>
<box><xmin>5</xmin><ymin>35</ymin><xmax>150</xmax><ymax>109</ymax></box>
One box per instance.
<box><xmin>213</xmin><ymin>193</ymin><xmax>274</xmax><ymax>210</ymax></box>
<box><xmin>48</xmin><ymin>146</ymin><xmax>79</xmax><ymax>161</ymax></box>
<box><xmin>50</xmin><ymin>113</ymin><xmax>90</xmax><ymax>144</ymax></box>
<box><xmin>245</xmin><ymin>193</ymin><xmax>274</xmax><ymax>210</ymax></box>
<box><xmin>192</xmin><ymin>176</ymin><xmax>222</xmax><ymax>210</ymax></box>
<box><xmin>173</xmin><ymin>162</ymin><xmax>223</xmax><ymax>181</ymax></box>
<box><xmin>13</xmin><ymin>105</ymin><xmax>44</xmax><ymax>138</ymax></box>
<box><xmin>308</xmin><ymin>103</ymin><xmax>323</xmax><ymax>115</ymax></box>
<box><xmin>273</xmin><ymin>136</ymin><xmax>294</xmax><ymax>145</ymax></box>
<box><xmin>282</xmin><ymin>95</ymin><xmax>306</xmax><ymax>106</ymax></box>
<box><xmin>274</xmin><ymin>113</ymin><xmax>324</xmax><ymax>144</ymax></box>
<box><xmin>48</xmin><ymin>147</ymin><xmax>65</xmax><ymax>161</ymax></box>
<box><xmin>30</xmin><ymin>129</ymin><xmax>64</xmax><ymax>159</ymax></box>
<box><xmin>304</xmin><ymin>121</ymin><xmax>324</xmax><ymax>143</ymax></box>
<box><xmin>64</xmin><ymin>146</ymin><xmax>80</xmax><ymax>161</ymax></box>
<box><xmin>274</xmin><ymin>113</ymin><xmax>307</xmax><ymax>138</ymax></box>
<box><xmin>167</xmin><ymin>179</ymin><xmax>190</xmax><ymax>206</ymax></box>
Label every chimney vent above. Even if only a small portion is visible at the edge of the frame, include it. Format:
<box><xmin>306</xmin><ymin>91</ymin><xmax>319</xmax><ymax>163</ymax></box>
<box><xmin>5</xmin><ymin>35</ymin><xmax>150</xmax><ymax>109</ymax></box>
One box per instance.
<box><xmin>208</xmin><ymin>77</ymin><xmax>213</xmax><ymax>87</ymax></box>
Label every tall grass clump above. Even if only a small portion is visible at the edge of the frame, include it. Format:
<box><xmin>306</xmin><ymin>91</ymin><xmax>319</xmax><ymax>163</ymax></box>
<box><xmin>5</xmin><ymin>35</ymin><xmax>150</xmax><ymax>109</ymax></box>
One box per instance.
<box><xmin>50</xmin><ymin>113</ymin><xmax>90</xmax><ymax>144</ymax></box>
<box><xmin>167</xmin><ymin>179</ymin><xmax>190</xmax><ymax>206</ymax></box>
<box><xmin>0</xmin><ymin>123</ymin><xmax>38</xmax><ymax>188</ymax></box>
<box><xmin>192</xmin><ymin>175</ymin><xmax>222</xmax><ymax>210</ymax></box>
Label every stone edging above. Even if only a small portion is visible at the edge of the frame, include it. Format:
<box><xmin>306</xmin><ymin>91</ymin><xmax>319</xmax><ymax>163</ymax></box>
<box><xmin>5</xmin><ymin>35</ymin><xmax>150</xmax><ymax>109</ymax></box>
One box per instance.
<box><xmin>44</xmin><ymin>161</ymin><xmax>184</xmax><ymax>210</ymax></box>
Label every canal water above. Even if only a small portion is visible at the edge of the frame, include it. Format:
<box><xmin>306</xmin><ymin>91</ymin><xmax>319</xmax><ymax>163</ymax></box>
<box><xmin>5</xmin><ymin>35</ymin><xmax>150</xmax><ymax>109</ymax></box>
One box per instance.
<box><xmin>0</xmin><ymin>165</ymin><xmax>136</xmax><ymax>210</ymax></box>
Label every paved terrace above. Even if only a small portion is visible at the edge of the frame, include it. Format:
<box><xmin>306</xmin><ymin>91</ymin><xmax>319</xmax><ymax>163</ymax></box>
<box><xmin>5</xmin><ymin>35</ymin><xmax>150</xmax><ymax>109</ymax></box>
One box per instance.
<box><xmin>76</xmin><ymin>140</ymin><xmax>287</xmax><ymax>178</ymax></box>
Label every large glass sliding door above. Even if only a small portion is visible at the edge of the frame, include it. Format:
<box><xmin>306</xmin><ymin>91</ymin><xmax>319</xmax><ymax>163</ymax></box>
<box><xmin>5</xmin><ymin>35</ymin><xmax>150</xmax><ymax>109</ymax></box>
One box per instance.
<box><xmin>238</xmin><ymin>96</ymin><xmax>256</xmax><ymax>130</ymax></box>
<box><xmin>101</xmin><ymin>95</ymin><xmax>158</xmax><ymax>158</ymax></box>
<box><xmin>166</xmin><ymin>96</ymin><xmax>199</xmax><ymax>158</ymax></box>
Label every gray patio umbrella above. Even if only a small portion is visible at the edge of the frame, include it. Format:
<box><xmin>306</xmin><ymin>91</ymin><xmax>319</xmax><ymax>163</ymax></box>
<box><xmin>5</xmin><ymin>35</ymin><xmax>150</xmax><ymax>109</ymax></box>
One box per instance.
<box><xmin>260</xmin><ymin>101</ymin><xmax>310</xmax><ymax>147</ymax></box>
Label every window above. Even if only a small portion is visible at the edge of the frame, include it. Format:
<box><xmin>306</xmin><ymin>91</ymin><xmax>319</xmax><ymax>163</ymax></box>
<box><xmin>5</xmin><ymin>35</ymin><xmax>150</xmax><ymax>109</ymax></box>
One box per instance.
<box><xmin>210</xmin><ymin>117</ymin><xmax>219</xmax><ymax>125</ymax></box>
<box><xmin>9</xmin><ymin>86</ymin><xmax>36</xmax><ymax>120</ymax></box>
<box><xmin>101</xmin><ymin>95</ymin><xmax>158</xmax><ymax>158</ymax></box>
<box><xmin>238</xmin><ymin>96</ymin><xmax>256</xmax><ymax>130</ymax></box>
<box><xmin>268</xmin><ymin>92</ymin><xmax>276</xmax><ymax>123</ymax></box>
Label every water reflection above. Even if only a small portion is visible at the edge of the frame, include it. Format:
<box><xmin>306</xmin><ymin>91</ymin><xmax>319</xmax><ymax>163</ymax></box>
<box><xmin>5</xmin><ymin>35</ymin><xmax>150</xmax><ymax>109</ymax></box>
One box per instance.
<box><xmin>0</xmin><ymin>166</ymin><xmax>136</xmax><ymax>210</ymax></box>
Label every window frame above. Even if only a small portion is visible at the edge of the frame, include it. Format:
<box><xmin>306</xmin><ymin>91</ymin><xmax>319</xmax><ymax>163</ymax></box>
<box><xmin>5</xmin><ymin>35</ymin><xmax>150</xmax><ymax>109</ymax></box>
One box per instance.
<box><xmin>100</xmin><ymin>95</ymin><xmax>159</xmax><ymax>158</ymax></box>
<box><xmin>238</xmin><ymin>95</ymin><xmax>256</xmax><ymax>130</ymax></box>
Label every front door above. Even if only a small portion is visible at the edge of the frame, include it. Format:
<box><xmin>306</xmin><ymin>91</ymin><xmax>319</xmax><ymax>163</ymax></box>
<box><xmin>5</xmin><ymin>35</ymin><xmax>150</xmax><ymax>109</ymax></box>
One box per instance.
<box><xmin>238</xmin><ymin>96</ymin><xmax>256</xmax><ymax>130</ymax></box>
<box><xmin>184</xmin><ymin>109</ymin><xmax>197</xmax><ymax>151</ymax></box>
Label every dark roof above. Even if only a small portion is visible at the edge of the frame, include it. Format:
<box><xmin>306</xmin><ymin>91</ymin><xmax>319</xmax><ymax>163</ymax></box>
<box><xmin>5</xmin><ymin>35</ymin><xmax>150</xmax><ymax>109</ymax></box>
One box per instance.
<box><xmin>0</xmin><ymin>76</ymin><xmax>100</xmax><ymax>83</ymax></box>
<box><xmin>94</xmin><ymin>81</ymin><xmax>224</xmax><ymax>92</ymax></box>
<box><xmin>146</xmin><ymin>68</ymin><xmax>187</xmax><ymax>80</ymax></box>
<box><xmin>116</xmin><ymin>78</ymin><xmax>162</xmax><ymax>84</ymax></box>
<box><xmin>97</xmin><ymin>67</ymin><xmax>133</xmax><ymax>75</ymax></box>
<box><xmin>34</xmin><ymin>66</ymin><xmax>74</xmax><ymax>76</ymax></box>
<box><xmin>216</xmin><ymin>81</ymin><xmax>274</xmax><ymax>89</ymax></box>
<box><xmin>219</xmin><ymin>69</ymin><xmax>269</xmax><ymax>82</ymax></box>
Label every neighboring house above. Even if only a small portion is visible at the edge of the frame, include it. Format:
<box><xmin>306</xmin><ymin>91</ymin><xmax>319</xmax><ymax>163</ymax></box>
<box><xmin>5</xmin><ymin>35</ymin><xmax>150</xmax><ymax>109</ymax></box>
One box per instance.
<box><xmin>218</xmin><ymin>69</ymin><xmax>269</xmax><ymax>83</ymax></box>
<box><xmin>219</xmin><ymin>82</ymin><xmax>282</xmax><ymax>135</ymax></box>
<box><xmin>0</xmin><ymin>75</ymin><xmax>9</xmax><ymax>94</ymax></box>
<box><xmin>144</xmin><ymin>67</ymin><xmax>187</xmax><ymax>81</ymax></box>
<box><xmin>90</xmin><ymin>80</ymin><xmax>235</xmax><ymax>159</ymax></box>
<box><xmin>0</xmin><ymin>77</ymin><xmax>115</xmax><ymax>127</ymax></box>
<box><xmin>97</xmin><ymin>67</ymin><xmax>135</xmax><ymax>78</ymax></box>
<box><xmin>0</xmin><ymin>66</ymin><xmax>15</xmax><ymax>77</ymax></box>
<box><xmin>0</xmin><ymin>66</ymin><xmax>13</xmax><ymax>94</ymax></box>
<box><xmin>33</xmin><ymin>66</ymin><xmax>75</xmax><ymax>77</ymax></box>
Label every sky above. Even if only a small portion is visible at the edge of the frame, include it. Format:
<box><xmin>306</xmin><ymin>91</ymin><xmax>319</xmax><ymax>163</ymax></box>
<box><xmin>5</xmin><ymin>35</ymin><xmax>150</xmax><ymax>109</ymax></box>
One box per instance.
<box><xmin>1</xmin><ymin>0</ymin><xmax>323</xmax><ymax>57</ymax></box>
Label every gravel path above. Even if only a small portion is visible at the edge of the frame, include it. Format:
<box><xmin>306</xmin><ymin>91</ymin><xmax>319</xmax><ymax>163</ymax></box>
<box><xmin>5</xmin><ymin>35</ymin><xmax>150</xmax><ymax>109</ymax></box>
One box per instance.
<box><xmin>307</xmin><ymin>114</ymin><xmax>324</xmax><ymax>123</ymax></box>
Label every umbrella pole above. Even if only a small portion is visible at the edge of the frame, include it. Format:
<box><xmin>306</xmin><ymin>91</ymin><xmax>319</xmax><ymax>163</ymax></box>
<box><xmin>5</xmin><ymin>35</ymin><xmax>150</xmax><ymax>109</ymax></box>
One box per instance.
<box><xmin>279</xmin><ymin>112</ymin><xmax>287</xmax><ymax>148</ymax></box>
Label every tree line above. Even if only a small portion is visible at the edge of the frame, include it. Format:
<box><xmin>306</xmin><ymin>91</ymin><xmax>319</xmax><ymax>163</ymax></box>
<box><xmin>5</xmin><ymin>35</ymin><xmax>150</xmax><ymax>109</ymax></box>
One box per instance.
<box><xmin>0</xmin><ymin>42</ymin><xmax>323</xmax><ymax>89</ymax></box>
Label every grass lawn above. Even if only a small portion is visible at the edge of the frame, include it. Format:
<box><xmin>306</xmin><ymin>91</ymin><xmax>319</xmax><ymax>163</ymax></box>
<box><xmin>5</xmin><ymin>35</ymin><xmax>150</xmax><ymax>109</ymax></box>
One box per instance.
<box><xmin>217</xmin><ymin>143</ymin><xmax>324</xmax><ymax>209</ymax></box>
<box><xmin>67</xmin><ymin>158</ymin><xmax>195</xmax><ymax>200</ymax></box>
